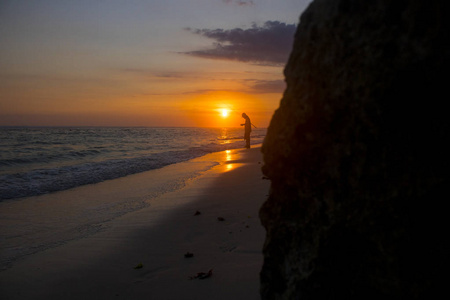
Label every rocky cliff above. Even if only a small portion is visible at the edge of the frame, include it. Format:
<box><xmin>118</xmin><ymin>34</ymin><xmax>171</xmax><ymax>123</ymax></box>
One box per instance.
<box><xmin>260</xmin><ymin>0</ymin><xmax>449</xmax><ymax>298</ymax></box>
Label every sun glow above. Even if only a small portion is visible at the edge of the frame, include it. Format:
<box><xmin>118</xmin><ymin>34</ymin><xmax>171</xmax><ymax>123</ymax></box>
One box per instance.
<box><xmin>221</xmin><ymin>108</ymin><xmax>230</xmax><ymax>118</ymax></box>
<box><xmin>181</xmin><ymin>91</ymin><xmax>267</xmax><ymax>127</ymax></box>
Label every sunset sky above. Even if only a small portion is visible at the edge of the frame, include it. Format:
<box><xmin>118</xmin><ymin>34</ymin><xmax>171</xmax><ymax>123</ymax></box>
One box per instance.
<box><xmin>0</xmin><ymin>0</ymin><xmax>312</xmax><ymax>128</ymax></box>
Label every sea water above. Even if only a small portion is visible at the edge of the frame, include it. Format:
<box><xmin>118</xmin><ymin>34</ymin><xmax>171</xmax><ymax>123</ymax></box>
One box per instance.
<box><xmin>0</xmin><ymin>127</ymin><xmax>266</xmax><ymax>200</ymax></box>
<box><xmin>0</xmin><ymin>127</ymin><xmax>266</xmax><ymax>269</ymax></box>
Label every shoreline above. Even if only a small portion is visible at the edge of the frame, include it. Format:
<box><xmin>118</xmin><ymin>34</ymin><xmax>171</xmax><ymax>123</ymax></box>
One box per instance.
<box><xmin>0</xmin><ymin>146</ymin><xmax>269</xmax><ymax>299</ymax></box>
<box><xmin>0</xmin><ymin>127</ymin><xmax>267</xmax><ymax>201</ymax></box>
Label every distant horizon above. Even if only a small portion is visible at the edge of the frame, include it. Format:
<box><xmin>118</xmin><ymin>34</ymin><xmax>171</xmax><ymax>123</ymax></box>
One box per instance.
<box><xmin>0</xmin><ymin>125</ymin><xmax>268</xmax><ymax>129</ymax></box>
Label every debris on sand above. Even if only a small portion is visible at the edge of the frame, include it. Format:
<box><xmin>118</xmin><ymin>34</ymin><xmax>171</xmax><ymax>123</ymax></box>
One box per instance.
<box><xmin>217</xmin><ymin>217</ymin><xmax>225</xmax><ymax>221</ymax></box>
<box><xmin>184</xmin><ymin>252</ymin><xmax>194</xmax><ymax>258</ymax></box>
<box><xmin>189</xmin><ymin>269</ymin><xmax>213</xmax><ymax>280</ymax></box>
<box><xmin>194</xmin><ymin>210</ymin><xmax>201</xmax><ymax>216</ymax></box>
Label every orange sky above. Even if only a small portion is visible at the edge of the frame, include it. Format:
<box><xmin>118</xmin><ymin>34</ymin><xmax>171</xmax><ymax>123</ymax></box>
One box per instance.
<box><xmin>0</xmin><ymin>0</ymin><xmax>311</xmax><ymax>127</ymax></box>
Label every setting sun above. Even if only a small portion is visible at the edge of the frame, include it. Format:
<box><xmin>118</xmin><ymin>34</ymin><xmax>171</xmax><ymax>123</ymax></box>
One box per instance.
<box><xmin>180</xmin><ymin>91</ymin><xmax>271</xmax><ymax>127</ymax></box>
<box><xmin>221</xmin><ymin>108</ymin><xmax>230</xmax><ymax>118</ymax></box>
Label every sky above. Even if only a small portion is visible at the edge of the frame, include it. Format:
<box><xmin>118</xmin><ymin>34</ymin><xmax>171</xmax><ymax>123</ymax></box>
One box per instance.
<box><xmin>0</xmin><ymin>0</ymin><xmax>312</xmax><ymax>128</ymax></box>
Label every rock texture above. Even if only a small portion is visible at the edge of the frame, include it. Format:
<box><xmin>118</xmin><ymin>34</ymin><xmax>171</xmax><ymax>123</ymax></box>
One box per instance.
<box><xmin>260</xmin><ymin>0</ymin><xmax>449</xmax><ymax>299</ymax></box>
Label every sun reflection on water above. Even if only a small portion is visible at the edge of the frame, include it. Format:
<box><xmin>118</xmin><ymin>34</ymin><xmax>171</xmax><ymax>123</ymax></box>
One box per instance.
<box><xmin>219</xmin><ymin>128</ymin><xmax>230</xmax><ymax>145</ymax></box>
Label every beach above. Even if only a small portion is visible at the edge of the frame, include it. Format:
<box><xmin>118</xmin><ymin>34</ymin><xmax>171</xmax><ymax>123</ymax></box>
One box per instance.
<box><xmin>0</xmin><ymin>146</ymin><xmax>269</xmax><ymax>299</ymax></box>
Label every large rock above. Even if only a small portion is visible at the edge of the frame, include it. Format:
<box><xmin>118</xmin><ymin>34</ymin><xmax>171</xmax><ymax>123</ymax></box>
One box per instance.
<box><xmin>260</xmin><ymin>0</ymin><xmax>449</xmax><ymax>299</ymax></box>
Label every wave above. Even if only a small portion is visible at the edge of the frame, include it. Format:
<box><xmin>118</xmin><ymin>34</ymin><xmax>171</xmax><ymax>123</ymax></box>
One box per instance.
<box><xmin>0</xmin><ymin>139</ymin><xmax>257</xmax><ymax>201</ymax></box>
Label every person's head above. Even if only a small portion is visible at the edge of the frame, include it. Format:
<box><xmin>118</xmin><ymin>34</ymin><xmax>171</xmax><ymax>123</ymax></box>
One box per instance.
<box><xmin>242</xmin><ymin>113</ymin><xmax>247</xmax><ymax>118</ymax></box>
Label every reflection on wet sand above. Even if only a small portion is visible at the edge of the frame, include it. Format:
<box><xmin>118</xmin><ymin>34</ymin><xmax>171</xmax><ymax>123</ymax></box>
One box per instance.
<box><xmin>225</xmin><ymin>150</ymin><xmax>234</xmax><ymax>171</ymax></box>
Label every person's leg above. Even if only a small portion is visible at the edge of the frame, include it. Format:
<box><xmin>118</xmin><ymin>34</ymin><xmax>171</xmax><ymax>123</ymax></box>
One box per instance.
<box><xmin>244</xmin><ymin>131</ymin><xmax>250</xmax><ymax>148</ymax></box>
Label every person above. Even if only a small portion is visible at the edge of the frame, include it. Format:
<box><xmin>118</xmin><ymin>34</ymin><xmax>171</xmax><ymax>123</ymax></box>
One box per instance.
<box><xmin>241</xmin><ymin>112</ymin><xmax>252</xmax><ymax>149</ymax></box>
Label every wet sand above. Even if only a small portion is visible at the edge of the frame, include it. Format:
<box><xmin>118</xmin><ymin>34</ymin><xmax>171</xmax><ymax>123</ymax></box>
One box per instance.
<box><xmin>0</xmin><ymin>147</ymin><xmax>269</xmax><ymax>300</ymax></box>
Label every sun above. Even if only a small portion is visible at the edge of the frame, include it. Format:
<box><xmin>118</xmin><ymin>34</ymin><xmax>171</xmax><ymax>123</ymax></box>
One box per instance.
<box><xmin>220</xmin><ymin>108</ymin><xmax>230</xmax><ymax>118</ymax></box>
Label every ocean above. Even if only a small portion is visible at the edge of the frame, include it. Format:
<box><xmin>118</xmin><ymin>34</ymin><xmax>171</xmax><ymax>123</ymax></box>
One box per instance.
<box><xmin>0</xmin><ymin>127</ymin><xmax>266</xmax><ymax>201</ymax></box>
<box><xmin>0</xmin><ymin>126</ymin><xmax>266</xmax><ymax>269</ymax></box>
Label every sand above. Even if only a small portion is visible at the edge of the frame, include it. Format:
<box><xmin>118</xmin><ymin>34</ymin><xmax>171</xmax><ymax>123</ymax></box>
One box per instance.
<box><xmin>0</xmin><ymin>147</ymin><xmax>269</xmax><ymax>300</ymax></box>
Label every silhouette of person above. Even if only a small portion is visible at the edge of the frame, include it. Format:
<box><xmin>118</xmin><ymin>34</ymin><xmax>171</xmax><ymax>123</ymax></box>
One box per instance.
<box><xmin>241</xmin><ymin>113</ymin><xmax>251</xmax><ymax>149</ymax></box>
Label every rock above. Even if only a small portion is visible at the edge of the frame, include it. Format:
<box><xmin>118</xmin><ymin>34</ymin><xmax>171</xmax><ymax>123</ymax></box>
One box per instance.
<box><xmin>260</xmin><ymin>0</ymin><xmax>449</xmax><ymax>299</ymax></box>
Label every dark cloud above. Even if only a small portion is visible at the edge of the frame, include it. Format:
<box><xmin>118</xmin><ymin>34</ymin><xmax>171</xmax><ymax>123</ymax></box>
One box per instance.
<box><xmin>183</xmin><ymin>21</ymin><xmax>296</xmax><ymax>66</ymax></box>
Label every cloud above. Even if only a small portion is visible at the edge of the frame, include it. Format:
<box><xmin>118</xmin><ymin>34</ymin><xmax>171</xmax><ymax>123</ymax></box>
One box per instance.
<box><xmin>246</xmin><ymin>79</ymin><xmax>286</xmax><ymax>94</ymax></box>
<box><xmin>183</xmin><ymin>21</ymin><xmax>296</xmax><ymax>66</ymax></box>
<box><xmin>117</xmin><ymin>68</ymin><xmax>286</xmax><ymax>95</ymax></box>
<box><xmin>222</xmin><ymin>0</ymin><xmax>255</xmax><ymax>6</ymax></box>
<box><xmin>181</xmin><ymin>79</ymin><xmax>286</xmax><ymax>95</ymax></box>
<box><xmin>118</xmin><ymin>68</ymin><xmax>186</xmax><ymax>79</ymax></box>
